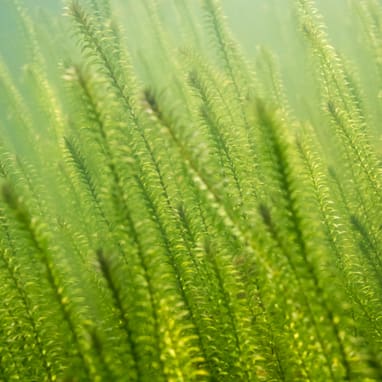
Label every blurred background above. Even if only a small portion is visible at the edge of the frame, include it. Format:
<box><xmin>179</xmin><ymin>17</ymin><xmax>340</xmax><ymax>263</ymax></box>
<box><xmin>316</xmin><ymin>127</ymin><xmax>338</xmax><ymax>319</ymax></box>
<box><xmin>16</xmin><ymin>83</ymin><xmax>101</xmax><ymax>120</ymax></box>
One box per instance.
<box><xmin>0</xmin><ymin>0</ymin><xmax>375</xmax><ymax>131</ymax></box>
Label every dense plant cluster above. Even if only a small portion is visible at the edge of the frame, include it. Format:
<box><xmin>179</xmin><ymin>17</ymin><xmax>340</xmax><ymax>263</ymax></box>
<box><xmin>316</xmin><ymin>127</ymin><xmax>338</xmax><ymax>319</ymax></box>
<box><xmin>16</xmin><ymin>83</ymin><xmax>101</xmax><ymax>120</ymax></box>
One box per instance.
<box><xmin>1</xmin><ymin>0</ymin><xmax>382</xmax><ymax>380</ymax></box>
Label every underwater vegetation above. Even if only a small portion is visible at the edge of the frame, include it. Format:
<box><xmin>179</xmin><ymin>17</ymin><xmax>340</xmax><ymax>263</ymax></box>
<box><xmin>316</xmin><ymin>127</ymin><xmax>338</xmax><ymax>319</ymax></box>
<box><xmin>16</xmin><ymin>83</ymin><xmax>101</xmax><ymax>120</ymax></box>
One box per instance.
<box><xmin>2</xmin><ymin>0</ymin><xmax>382</xmax><ymax>380</ymax></box>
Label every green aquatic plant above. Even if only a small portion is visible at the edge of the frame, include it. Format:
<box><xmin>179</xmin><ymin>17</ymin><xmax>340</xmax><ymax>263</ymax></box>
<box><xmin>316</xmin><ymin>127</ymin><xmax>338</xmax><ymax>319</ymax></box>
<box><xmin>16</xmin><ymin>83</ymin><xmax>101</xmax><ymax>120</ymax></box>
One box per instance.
<box><xmin>1</xmin><ymin>0</ymin><xmax>382</xmax><ymax>380</ymax></box>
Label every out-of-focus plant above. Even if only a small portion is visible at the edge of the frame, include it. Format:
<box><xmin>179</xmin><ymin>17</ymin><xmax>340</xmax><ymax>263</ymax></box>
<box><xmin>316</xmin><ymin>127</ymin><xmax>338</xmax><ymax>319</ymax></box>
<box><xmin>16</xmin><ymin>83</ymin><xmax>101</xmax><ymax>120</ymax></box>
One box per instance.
<box><xmin>1</xmin><ymin>0</ymin><xmax>382</xmax><ymax>380</ymax></box>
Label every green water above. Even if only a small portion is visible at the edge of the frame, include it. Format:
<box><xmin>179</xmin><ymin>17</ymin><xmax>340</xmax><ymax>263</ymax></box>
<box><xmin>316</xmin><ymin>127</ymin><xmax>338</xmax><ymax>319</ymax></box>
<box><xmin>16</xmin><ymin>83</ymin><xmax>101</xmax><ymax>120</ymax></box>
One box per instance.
<box><xmin>0</xmin><ymin>0</ymin><xmax>371</xmax><ymax>139</ymax></box>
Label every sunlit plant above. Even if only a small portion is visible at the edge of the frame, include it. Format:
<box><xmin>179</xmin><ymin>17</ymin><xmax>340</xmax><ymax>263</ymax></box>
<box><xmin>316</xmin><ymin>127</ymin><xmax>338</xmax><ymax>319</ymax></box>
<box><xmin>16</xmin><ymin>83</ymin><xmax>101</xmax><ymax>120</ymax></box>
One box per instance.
<box><xmin>1</xmin><ymin>0</ymin><xmax>382</xmax><ymax>381</ymax></box>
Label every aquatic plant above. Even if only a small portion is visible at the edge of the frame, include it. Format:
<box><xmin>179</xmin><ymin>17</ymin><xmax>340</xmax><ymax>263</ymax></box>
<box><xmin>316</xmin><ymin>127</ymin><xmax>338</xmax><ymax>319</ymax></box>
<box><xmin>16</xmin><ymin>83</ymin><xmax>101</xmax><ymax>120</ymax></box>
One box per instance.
<box><xmin>1</xmin><ymin>0</ymin><xmax>382</xmax><ymax>380</ymax></box>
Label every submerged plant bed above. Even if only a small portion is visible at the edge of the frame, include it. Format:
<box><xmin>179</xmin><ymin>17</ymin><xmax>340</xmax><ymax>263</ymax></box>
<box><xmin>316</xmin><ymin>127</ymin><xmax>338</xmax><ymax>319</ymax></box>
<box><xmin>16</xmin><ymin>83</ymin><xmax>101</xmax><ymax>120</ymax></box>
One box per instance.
<box><xmin>1</xmin><ymin>0</ymin><xmax>382</xmax><ymax>381</ymax></box>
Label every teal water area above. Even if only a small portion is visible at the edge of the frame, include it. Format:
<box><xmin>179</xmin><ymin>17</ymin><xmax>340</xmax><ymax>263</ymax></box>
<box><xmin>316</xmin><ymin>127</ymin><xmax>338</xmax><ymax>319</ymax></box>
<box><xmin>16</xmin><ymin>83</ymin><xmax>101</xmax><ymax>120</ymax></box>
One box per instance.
<box><xmin>0</xmin><ymin>0</ymin><xmax>374</xmax><ymax>141</ymax></box>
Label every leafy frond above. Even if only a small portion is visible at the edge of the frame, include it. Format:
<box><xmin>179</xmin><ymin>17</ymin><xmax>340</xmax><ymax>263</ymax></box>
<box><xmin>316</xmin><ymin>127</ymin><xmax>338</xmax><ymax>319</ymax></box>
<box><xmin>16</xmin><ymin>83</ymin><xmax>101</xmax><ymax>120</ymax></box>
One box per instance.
<box><xmin>2</xmin><ymin>0</ymin><xmax>382</xmax><ymax>380</ymax></box>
